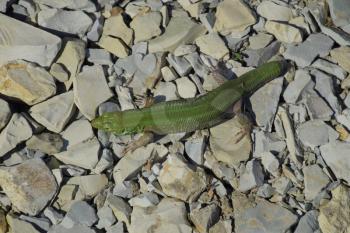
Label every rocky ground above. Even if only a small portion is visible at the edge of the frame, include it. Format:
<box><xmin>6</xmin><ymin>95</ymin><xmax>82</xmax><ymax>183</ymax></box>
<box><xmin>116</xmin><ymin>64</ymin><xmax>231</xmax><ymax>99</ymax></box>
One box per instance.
<box><xmin>0</xmin><ymin>0</ymin><xmax>350</xmax><ymax>232</ymax></box>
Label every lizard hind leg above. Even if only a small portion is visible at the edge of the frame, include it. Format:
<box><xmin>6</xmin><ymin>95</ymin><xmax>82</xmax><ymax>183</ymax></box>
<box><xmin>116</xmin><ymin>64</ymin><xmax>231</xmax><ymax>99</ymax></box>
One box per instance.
<box><xmin>122</xmin><ymin>131</ymin><xmax>155</xmax><ymax>155</ymax></box>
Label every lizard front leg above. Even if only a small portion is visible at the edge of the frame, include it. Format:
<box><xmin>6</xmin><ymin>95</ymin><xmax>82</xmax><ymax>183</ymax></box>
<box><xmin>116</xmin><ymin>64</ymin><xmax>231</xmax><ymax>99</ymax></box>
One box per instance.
<box><xmin>123</xmin><ymin>131</ymin><xmax>155</xmax><ymax>155</ymax></box>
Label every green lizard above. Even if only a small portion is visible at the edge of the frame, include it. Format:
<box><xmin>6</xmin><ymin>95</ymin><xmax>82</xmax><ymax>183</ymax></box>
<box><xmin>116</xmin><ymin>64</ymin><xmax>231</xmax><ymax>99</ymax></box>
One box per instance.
<box><xmin>91</xmin><ymin>60</ymin><xmax>289</xmax><ymax>152</ymax></box>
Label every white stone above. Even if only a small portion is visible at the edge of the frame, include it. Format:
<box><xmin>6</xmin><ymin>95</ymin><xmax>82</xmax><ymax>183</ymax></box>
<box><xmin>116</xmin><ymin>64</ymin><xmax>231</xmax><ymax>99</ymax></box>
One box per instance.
<box><xmin>54</xmin><ymin>137</ymin><xmax>100</xmax><ymax>170</ymax></box>
<box><xmin>175</xmin><ymin>76</ymin><xmax>197</xmax><ymax>98</ymax></box>
<box><xmin>257</xmin><ymin>0</ymin><xmax>293</xmax><ymax>21</ymax></box>
<box><xmin>303</xmin><ymin>164</ymin><xmax>330</xmax><ymax>201</ymax></box>
<box><xmin>29</xmin><ymin>91</ymin><xmax>76</xmax><ymax>133</ymax></box>
<box><xmin>129</xmin><ymin>198</ymin><xmax>192</xmax><ymax>233</ymax></box>
<box><xmin>214</xmin><ymin>0</ymin><xmax>256</xmax><ymax>34</ymax></box>
<box><xmin>131</xmin><ymin>11</ymin><xmax>162</xmax><ymax>43</ymax></box>
<box><xmin>0</xmin><ymin>98</ymin><xmax>11</xmax><ymax>131</ymax></box>
<box><xmin>265</xmin><ymin>21</ymin><xmax>303</xmax><ymax>43</ymax></box>
<box><xmin>158</xmin><ymin>154</ymin><xmax>208</xmax><ymax>202</ymax></box>
<box><xmin>26</xmin><ymin>132</ymin><xmax>64</xmax><ymax>154</ymax></box>
<box><xmin>0</xmin><ymin>61</ymin><xmax>56</xmax><ymax>105</ymax></box>
<box><xmin>196</xmin><ymin>33</ymin><xmax>229</xmax><ymax>60</ymax></box>
<box><xmin>174</xmin><ymin>44</ymin><xmax>197</xmax><ymax>57</ymax></box>
<box><xmin>148</xmin><ymin>15</ymin><xmax>207</xmax><ymax>53</ymax></box>
<box><xmin>38</xmin><ymin>9</ymin><xmax>93</xmax><ymax>36</ymax></box>
<box><xmin>320</xmin><ymin>141</ymin><xmax>350</xmax><ymax>183</ymax></box>
<box><xmin>190</xmin><ymin>204</ymin><xmax>220</xmax><ymax>233</ymax></box>
<box><xmin>0</xmin><ymin>14</ymin><xmax>61</xmax><ymax>67</ymax></box>
<box><xmin>0</xmin><ymin>113</ymin><xmax>32</xmax><ymax>157</ymax></box>
<box><xmin>154</xmin><ymin>81</ymin><xmax>179</xmax><ymax>102</ymax></box>
<box><xmin>0</xmin><ymin>159</ymin><xmax>57</xmax><ymax>215</ymax></box>
<box><xmin>74</xmin><ymin>65</ymin><xmax>113</xmax><ymax>120</ymax></box>
<box><xmin>61</xmin><ymin>119</ymin><xmax>94</xmax><ymax>148</ymax></box>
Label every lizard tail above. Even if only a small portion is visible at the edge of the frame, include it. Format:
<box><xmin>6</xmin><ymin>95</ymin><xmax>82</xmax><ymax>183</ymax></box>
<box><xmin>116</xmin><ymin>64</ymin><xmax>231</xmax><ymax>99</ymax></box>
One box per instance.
<box><xmin>239</xmin><ymin>60</ymin><xmax>289</xmax><ymax>94</ymax></box>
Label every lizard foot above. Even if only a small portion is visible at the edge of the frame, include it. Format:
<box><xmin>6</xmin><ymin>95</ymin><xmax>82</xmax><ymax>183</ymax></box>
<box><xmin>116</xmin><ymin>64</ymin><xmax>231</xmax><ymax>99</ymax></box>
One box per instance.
<box><xmin>122</xmin><ymin>132</ymin><xmax>154</xmax><ymax>155</ymax></box>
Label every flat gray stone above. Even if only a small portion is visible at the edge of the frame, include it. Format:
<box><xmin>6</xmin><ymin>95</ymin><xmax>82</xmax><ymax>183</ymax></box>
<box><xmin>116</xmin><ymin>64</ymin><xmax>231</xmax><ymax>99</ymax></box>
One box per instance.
<box><xmin>327</xmin><ymin>0</ymin><xmax>350</xmax><ymax>27</ymax></box>
<box><xmin>185</xmin><ymin>136</ymin><xmax>206</xmax><ymax>165</ymax></box>
<box><xmin>129</xmin><ymin>198</ymin><xmax>192</xmax><ymax>233</ymax></box>
<box><xmin>44</xmin><ymin>207</ymin><xmax>64</xmax><ymax>225</ymax></box>
<box><xmin>74</xmin><ymin>65</ymin><xmax>113</xmax><ymax>120</ymax></box>
<box><xmin>87</xmin><ymin>15</ymin><xmax>104</xmax><ymax>42</ymax></box>
<box><xmin>311</xmin><ymin>58</ymin><xmax>347</xmax><ymax>80</ymax></box>
<box><xmin>257</xmin><ymin>0</ymin><xmax>293</xmax><ymax>21</ymax></box>
<box><xmin>249</xmin><ymin>77</ymin><xmax>283</xmax><ymax>131</ymax></box>
<box><xmin>320</xmin><ymin>141</ymin><xmax>350</xmax><ymax>183</ymax></box>
<box><xmin>234</xmin><ymin>197</ymin><xmax>298</xmax><ymax>233</ymax></box>
<box><xmin>294</xmin><ymin>210</ymin><xmax>320</xmax><ymax>233</ymax></box>
<box><xmin>0</xmin><ymin>98</ymin><xmax>11</xmax><ymax>131</ymax></box>
<box><xmin>48</xmin><ymin>224</ymin><xmax>96</xmax><ymax>233</ymax></box>
<box><xmin>29</xmin><ymin>91</ymin><xmax>76</xmax><ymax>133</ymax></box>
<box><xmin>6</xmin><ymin>214</ymin><xmax>41</xmax><ymax>233</ymax></box>
<box><xmin>297</xmin><ymin>120</ymin><xmax>338</xmax><ymax>149</ymax></box>
<box><xmin>96</xmin><ymin>206</ymin><xmax>116</xmax><ymax>229</ymax></box>
<box><xmin>284</xmin><ymin>33</ymin><xmax>334</xmax><ymax>67</ymax></box>
<box><xmin>243</xmin><ymin>41</ymin><xmax>281</xmax><ymax>67</ymax></box>
<box><xmin>148</xmin><ymin>14</ymin><xmax>206</xmax><ymax>53</ymax></box>
<box><xmin>0</xmin><ymin>14</ymin><xmax>61</xmax><ymax>67</ymax></box>
<box><xmin>61</xmin><ymin>201</ymin><xmax>97</xmax><ymax>228</ymax></box>
<box><xmin>283</xmin><ymin>69</ymin><xmax>312</xmax><ymax>104</ymax></box>
<box><xmin>312</xmin><ymin>69</ymin><xmax>342</xmax><ymax>114</ymax></box>
<box><xmin>238</xmin><ymin>160</ymin><xmax>265</xmax><ymax>192</ymax></box>
<box><xmin>38</xmin><ymin>9</ymin><xmax>93</xmax><ymax>36</ymax></box>
<box><xmin>0</xmin><ymin>113</ymin><xmax>32</xmax><ymax>157</ymax></box>
<box><xmin>106</xmin><ymin>195</ymin><xmax>132</xmax><ymax>226</ymax></box>
<box><xmin>87</xmin><ymin>49</ymin><xmax>112</xmax><ymax>65</ymax></box>
<box><xmin>305</xmin><ymin>93</ymin><xmax>334</xmax><ymax>121</ymax></box>
<box><xmin>167</xmin><ymin>54</ymin><xmax>192</xmax><ymax>76</ymax></box>
<box><xmin>272</xmin><ymin>176</ymin><xmax>292</xmax><ymax>195</ymax></box>
<box><xmin>190</xmin><ymin>204</ymin><xmax>221</xmax><ymax>233</ymax></box>
<box><xmin>54</xmin><ymin>137</ymin><xmax>100</xmax><ymax>170</ymax></box>
<box><xmin>61</xmin><ymin>119</ymin><xmax>94</xmax><ymax>148</ymax></box>
<box><xmin>0</xmin><ymin>158</ymin><xmax>57</xmax><ymax>215</ymax></box>
<box><xmin>33</xmin><ymin>0</ymin><xmax>96</xmax><ymax>12</ymax></box>
<box><xmin>261</xmin><ymin>152</ymin><xmax>280</xmax><ymax>177</ymax></box>
<box><xmin>248</xmin><ymin>33</ymin><xmax>274</xmax><ymax>50</ymax></box>
<box><xmin>19</xmin><ymin>215</ymin><xmax>51</xmax><ymax>232</ymax></box>
<box><xmin>303</xmin><ymin>165</ymin><xmax>330</xmax><ymax>201</ymax></box>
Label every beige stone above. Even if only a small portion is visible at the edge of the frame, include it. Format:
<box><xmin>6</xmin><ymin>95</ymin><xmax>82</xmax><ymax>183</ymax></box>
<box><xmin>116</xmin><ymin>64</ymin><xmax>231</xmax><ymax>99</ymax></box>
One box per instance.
<box><xmin>6</xmin><ymin>214</ymin><xmax>39</xmax><ymax>233</ymax></box>
<box><xmin>330</xmin><ymin>46</ymin><xmax>350</xmax><ymax>73</ymax></box>
<box><xmin>178</xmin><ymin>0</ymin><xmax>202</xmax><ymax>19</ymax></box>
<box><xmin>210</xmin><ymin>114</ymin><xmax>252</xmax><ymax>167</ymax></box>
<box><xmin>56</xmin><ymin>39</ymin><xmax>86</xmax><ymax>90</ymax></box>
<box><xmin>158</xmin><ymin>154</ymin><xmax>208</xmax><ymax>202</ymax></box>
<box><xmin>103</xmin><ymin>14</ymin><xmax>133</xmax><ymax>45</ymax></box>
<box><xmin>98</xmin><ymin>35</ymin><xmax>130</xmax><ymax>58</ymax></box>
<box><xmin>319</xmin><ymin>185</ymin><xmax>350</xmax><ymax>233</ymax></box>
<box><xmin>214</xmin><ymin>0</ymin><xmax>256</xmax><ymax>34</ymax></box>
<box><xmin>130</xmin><ymin>11</ymin><xmax>162</xmax><ymax>43</ymax></box>
<box><xmin>148</xmin><ymin>15</ymin><xmax>207</xmax><ymax>53</ymax></box>
<box><xmin>0</xmin><ymin>159</ymin><xmax>57</xmax><ymax>216</ymax></box>
<box><xmin>196</xmin><ymin>33</ymin><xmax>229</xmax><ymax>59</ymax></box>
<box><xmin>265</xmin><ymin>21</ymin><xmax>303</xmax><ymax>43</ymax></box>
<box><xmin>0</xmin><ymin>61</ymin><xmax>56</xmax><ymax>105</ymax></box>
<box><xmin>0</xmin><ymin>209</ymin><xmax>6</xmax><ymax>233</ymax></box>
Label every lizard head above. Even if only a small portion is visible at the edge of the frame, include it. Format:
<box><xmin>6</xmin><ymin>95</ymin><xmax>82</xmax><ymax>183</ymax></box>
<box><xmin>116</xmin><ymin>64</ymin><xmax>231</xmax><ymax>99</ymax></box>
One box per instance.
<box><xmin>91</xmin><ymin>112</ymin><xmax>143</xmax><ymax>135</ymax></box>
